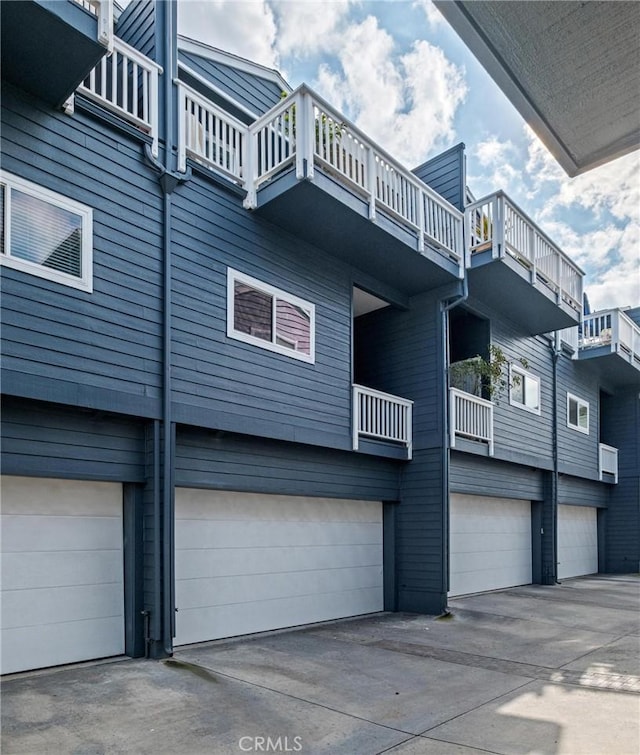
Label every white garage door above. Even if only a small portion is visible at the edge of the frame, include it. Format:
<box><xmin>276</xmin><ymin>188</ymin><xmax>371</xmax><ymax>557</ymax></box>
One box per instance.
<box><xmin>449</xmin><ymin>494</ymin><xmax>532</xmax><ymax>597</ymax></box>
<box><xmin>558</xmin><ymin>505</ymin><xmax>598</xmax><ymax>579</ymax></box>
<box><xmin>175</xmin><ymin>490</ymin><xmax>383</xmax><ymax>646</ymax></box>
<box><xmin>1</xmin><ymin>476</ymin><xmax>125</xmax><ymax>675</ymax></box>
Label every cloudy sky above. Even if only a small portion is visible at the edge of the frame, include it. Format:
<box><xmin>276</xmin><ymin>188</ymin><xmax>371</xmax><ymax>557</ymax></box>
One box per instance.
<box><xmin>178</xmin><ymin>0</ymin><xmax>639</xmax><ymax>311</ymax></box>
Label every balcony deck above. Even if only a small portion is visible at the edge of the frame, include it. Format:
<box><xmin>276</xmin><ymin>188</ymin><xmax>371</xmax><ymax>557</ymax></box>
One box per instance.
<box><xmin>465</xmin><ymin>192</ymin><xmax>584</xmax><ymax>334</ymax></box>
<box><xmin>178</xmin><ymin>83</ymin><xmax>465</xmax><ymax>296</ymax></box>
<box><xmin>579</xmin><ymin>309</ymin><xmax>640</xmax><ymax>387</ymax></box>
<box><xmin>1</xmin><ymin>0</ymin><xmax>112</xmax><ymax>108</ymax></box>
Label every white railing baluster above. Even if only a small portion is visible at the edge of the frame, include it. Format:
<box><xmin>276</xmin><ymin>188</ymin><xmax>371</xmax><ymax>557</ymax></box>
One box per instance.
<box><xmin>599</xmin><ymin>443</ymin><xmax>618</xmax><ymax>483</ymax></box>
<box><xmin>243</xmin><ymin>85</ymin><xmax>463</xmax><ymax>261</ymax></box>
<box><xmin>580</xmin><ymin>308</ymin><xmax>640</xmax><ymax>366</ymax></box>
<box><xmin>73</xmin><ymin>0</ymin><xmax>113</xmax><ymax>50</ymax></box>
<box><xmin>79</xmin><ymin>36</ymin><xmax>162</xmax><ymax>157</ymax></box>
<box><xmin>465</xmin><ymin>191</ymin><xmax>583</xmax><ymax>314</ymax></box>
<box><xmin>176</xmin><ymin>82</ymin><xmax>246</xmax><ymax>180</ymax></box>
<box><xmin>449</xmin><ymin>388</ymin><xmax>494</xmax><ymax>455</ymax></box>
<box><xmin>352</xmin><ymin>385</ymin><xmax>413</xmax><ymax>458</ymax></box>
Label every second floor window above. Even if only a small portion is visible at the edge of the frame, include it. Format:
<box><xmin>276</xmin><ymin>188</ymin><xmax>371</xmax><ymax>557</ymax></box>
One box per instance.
<box><xmin>509</xmin><ymin>364</ymin><xmax>541</xmax><ymax>414</ymax></box>
<box><xmin>0</xmin><ymin>171</ymin><xmax>93</xmax><ymax>292</ymax></box>
<box><xmin>567</xmin><ymin>393</ymin><xmax>589</xmax><ymax>434</ymax></box>
<box><xmin>227</xmin><ymin>269</ymin><xmax>315</xmax><ymax>364</ymax></box>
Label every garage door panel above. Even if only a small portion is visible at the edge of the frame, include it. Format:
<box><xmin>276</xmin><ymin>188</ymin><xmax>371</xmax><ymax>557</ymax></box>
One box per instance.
<box><xmin>449</xmin><ymin>494</ymin><xmax>532</xmax><ymax>597</ymax></box>
<box><xmin>175</xmin><ymin>490</ymin><xmax>383</xmax><ymax>646</ymax></box>
<box><xmin>176</xmin><ymin>491</ymin><xmax>381</xmax><ymax>522</ymax></box>
<box><xmin>558</xmin><ymin>505</ymin><xmax>598</xmax><ymax>579</ymax></box>
<box><xmin>176</xmin><ymin>543</ymin><xmax>382</xmax><ymax>581</ymax></box>
<box><xmin>2</xmin><ymin>617</ymin><xmax>125</xmax><ymax>675</ymax></box>
<box><xmin>0</xmin><ymin>478</ymin><xmax>123</xmax><ymax>517</ymax></box>
<box><xmin>175</xmin><ymin>520</ymin><xmax>381</xmax><ymax>550</ymax></box>
<box><xmin>177</xmin><ymin>564</ymin><xmax>383</xmax><ymax>611</ymax></box>
<box><xmin>177</xmin><ymin>587</ymin><xmax>384</xmax><ymax>646</ymax></box>
<box><xmin>2</xmin><ymin>550</ymin><xmax>122</xmax><ymax>591</ymax></box>
<box><xmin>450</xmin><ymin>547</ymin><xmax>532</xmax><ymax>573</ymax></box>
<box><xmin>0</xmin><ymin>476</ymin><xmax>125</xmax><ymax>675</ymax></box>
<box><xmin>2</xmin><ymin>583</ymin><xmax>124</xmax><ymax>630</ymax></box>
<box><xmin>1</xmin><ymin>515</ymin><xmax>122</xmax><ymax>552</ymax></box>
<box><xmin>450</xmin><ymin>566</ymin><xmax>532</xmax><ymax>596</ymax></box>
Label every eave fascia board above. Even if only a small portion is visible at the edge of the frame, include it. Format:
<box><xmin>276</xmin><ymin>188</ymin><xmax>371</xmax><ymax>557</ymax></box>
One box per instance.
<box><xmin>434</xmin><ymin>0</ymin><xmax>581</xmax><ymax>177</ymax></box>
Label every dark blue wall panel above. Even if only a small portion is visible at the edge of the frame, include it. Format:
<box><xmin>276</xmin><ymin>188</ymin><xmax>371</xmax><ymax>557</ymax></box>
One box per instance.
<box><xmin>1</xmin><ymin>84</ymin><xmax>163</xmax><ymax>418</ymax></box>
<box><xmin>458</xmin><ymin>296</ymin><xmax>602</xmax><ymax>480</ymax></box>
<box><xmin>1</xmin><ymin>397</ymin><xmax>145</xmax><ymax>482</ymax></box>
<box><xmin>450</xmin><ymin>452</ymin><xmax>544</xmax><ymax>500</ymax></box>
<box><xmin>170</xmin><ymin>172</ymin><xmax>370</xmax><ymax>451</ymax></box>
<box><xmin>175</xmin><ymin>426</ymin><xmax>400</xmax><ymax>501</ymax></box>
<box><xmin>354</xmin><ymin>291</ymin><xmax>448</xmax><ymax>612</ymax></box>
<box><xmin>115</xmin><ymin>0</ymin><xmax>156</xmax><ymax>60</ymax></box>
<box><xmin>413</xmin><ymin>143</ymin><xmax>466</xmax><ymax>211</ymax></box>
<box><xmin>558</xmin><ymin>475</ymin><xmax>609</xmax><ymax>507</ymax></box>
<box><xmin>600</xmin><ymin>389</ymin><xmax>640</xmax><ymax>572</ymax></box>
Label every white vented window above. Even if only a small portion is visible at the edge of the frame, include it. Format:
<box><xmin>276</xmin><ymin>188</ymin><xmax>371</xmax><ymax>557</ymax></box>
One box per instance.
<box><xmin>227</xmin><ymin>269</ymin><xmax>315</xmax><ymax>363</ymax></box>
<box><xmin>0</xmin><ymin>171</ymin><xmax>93</xmax><ymax>292</ymax></box>
<box><xmin>567</xmin><ymin>392</ymin><xmax>589</xmax><ymax>434</ymax></box>
<box><xmin>509</xmin><ymin>364</ymin><xmax>541</xmax><ymax>415</ymax></box>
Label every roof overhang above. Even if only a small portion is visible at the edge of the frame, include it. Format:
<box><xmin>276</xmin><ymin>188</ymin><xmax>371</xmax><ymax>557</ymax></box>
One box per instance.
<box><xmin>435</xmin><ymin>1</ymin><xmax>640</xmax><ymax>176</ymax></box>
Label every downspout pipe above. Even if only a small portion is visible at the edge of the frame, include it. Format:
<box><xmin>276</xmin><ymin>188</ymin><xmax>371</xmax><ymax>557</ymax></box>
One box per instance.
<box><xmin>550</xmin><ymin>333</ymin><xmax>562</xmax><ymax>584</ymax></box>
<box><xmin>143</xmin><ymin>0</ymin><xmax>190</xmax><ymax>657</ymax></box>
<box><xmin>440</xmin><ymin>272</ymin><xmax>469</xmax><ymax>608</ymax></box>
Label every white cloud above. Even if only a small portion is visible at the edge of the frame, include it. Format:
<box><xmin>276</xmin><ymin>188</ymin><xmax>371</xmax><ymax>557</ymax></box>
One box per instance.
<box><xmin>312</xmin><ymin>17</ymin><xmax>466</xmax><ymax>165</ymax></box>
<box><xmin>469</xmin><ymin>127</ymin><xmax>640</xmax><ymax>310</ymax></box>
<box><xmin>272</xmin><ymin>0</ymin><xmax>353</xmax><ymax>57</ymax></box>
<box><xmin>178</xmin><ymin>0</ymin><xmax>278</xmax><ymax>68</ymax></box>
<box><xmin>469</xmin><ymin>137</ymin><xmax>521</xmax><ymax>199</ymax></box>
<box><xmin>584</xmin><ymin>221</ymin><xmax>640</xmax><ymax>311</ymax></box>
<box><xmin>527</xmin><ymin>135</ymin><xmax>640</xmax><ymax>310</ymax></box>
<box><xmin>413</xmin><ymin>0</ymin><xmax>446</xmax><ymax>29</ymax></box>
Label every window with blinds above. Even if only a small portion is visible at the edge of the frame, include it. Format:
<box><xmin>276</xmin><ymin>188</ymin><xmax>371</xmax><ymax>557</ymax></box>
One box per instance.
<box><xmin>0</xmin><ymin>171</ymin><xmax>93</xmax><ymax>292</ymax></box>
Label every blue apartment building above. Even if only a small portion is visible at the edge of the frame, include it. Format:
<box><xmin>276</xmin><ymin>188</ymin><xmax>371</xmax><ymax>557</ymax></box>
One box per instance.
<box><xmin>1</xmin><ymin>0</ymin><xmax>638</xmax><ymax>675</ymax></box>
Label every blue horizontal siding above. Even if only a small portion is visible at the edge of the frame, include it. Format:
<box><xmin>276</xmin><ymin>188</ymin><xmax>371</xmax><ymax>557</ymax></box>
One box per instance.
<box><xmin>558</xmin><ymin>475</ymin><xmax>609</xmax><ymax>507</ymax></box>
<box><xmin>175</xmin><ymin>427</ymin><xmax>400</xmax><ymax>501</ymax></box>
<box><xmin>116</xmin><ymin>0</ymin><xmax>156</xmax><ymax>60</ymax></box>
<box><xmin>413</xmin><ymin>143</ymin><xmax>465</xmax><ymax>211</ymax></box>
<box><xmin>450</xmin><ymin>452</ymin><xmax>544</xmax><ymax>500</ymax></box>
<box><xmin>170</xmin><ymin>173</ymin><xmax>364</xmax><ymax>449</ymax></box>
<box><xmin>1</xmin><ymin>84</ymin><xmax>164</xmax><ymax>417</ymax></box>
<box><xmin>1</xmin><ymin>397</ymin><xmax>145</xmax><ymax>482</ymax></box>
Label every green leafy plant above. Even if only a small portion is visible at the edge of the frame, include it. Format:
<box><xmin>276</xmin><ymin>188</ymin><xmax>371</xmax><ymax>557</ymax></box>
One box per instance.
<box><xmin>449</xmin><ymin>345</ymin><xmax>528</xmax><ymax>402</ymax></box>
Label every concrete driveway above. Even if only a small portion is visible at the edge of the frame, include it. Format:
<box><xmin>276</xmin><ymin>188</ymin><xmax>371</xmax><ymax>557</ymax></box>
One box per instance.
<box><xmin>2</xmin><ymin>575</ymin><xmax>639</xmax><ymax>755</ymax></box>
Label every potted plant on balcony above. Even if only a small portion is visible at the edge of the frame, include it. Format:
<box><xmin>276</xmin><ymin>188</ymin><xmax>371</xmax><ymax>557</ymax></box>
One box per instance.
<box><xmin>449</xmin><ymin>345</ymin><xmax>528</xmax><ymax>402</ymax></box>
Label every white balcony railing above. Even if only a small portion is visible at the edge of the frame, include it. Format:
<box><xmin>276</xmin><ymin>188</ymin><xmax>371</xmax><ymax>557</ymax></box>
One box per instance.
<box><xmin>352</xmin><ymin>385</ymin><xmax>413</xmax><ymax>458</ymax></box>
<box><xmin>581</xmin><ymin>309</ymin><xmax>640</xmax><ymax>366</ymax></box>
<box><xmin>466</xmin><ymin>191</ymin><xmax>583</xmax><ymax>315</ymax></box>
<box><xmin>559</xmin><ymin>325</ymin><xmax>579</xmax><ymax>355</ymax></box>
<box><xmin>73</xmin><ymin>0</ymin><xmax>113</xmax><ymax>50</ymax></box>
<box><xmin>78</xmin><ymin>37</ymin><xmax>162</xmax><ymax>155</ymax></box>
<box><xmin>243</xmin><ymin>86</ymin><xmax>465</xmax><ymax>268</ymax></box>
<box><xmin>177</xmin><ymin>83</ymin><xmax>246</xmax><ymax>179</ymax></box>
<box><xmin>449</xmin><ymin>387</ymin><xmax>494</xmax><ymax>455</ymax></box>
<box><xmin>599</xmin><ymin>443</ymin><xmax>619</xmax><ymax>483</ymax></box>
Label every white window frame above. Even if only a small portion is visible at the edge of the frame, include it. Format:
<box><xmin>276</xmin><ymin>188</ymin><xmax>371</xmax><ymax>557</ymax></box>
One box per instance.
<box><xmin>509</xmin><ymin>364</ymin><xmax>541</xmax><ymax>415</ymax></box>
<box><xmin>0</xmin><ymin>170</ymin><xmax>93</xmax><ymax>292</ymax></box>
<box><xmin>227</xmin><ymin>268</ymin><xmax>315</xmax><ymax>364</ymax></box>
<box><xmin>567</xmin><ymin>392</ymin><xmax>589</xmax><ymax>434</ymax></box>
